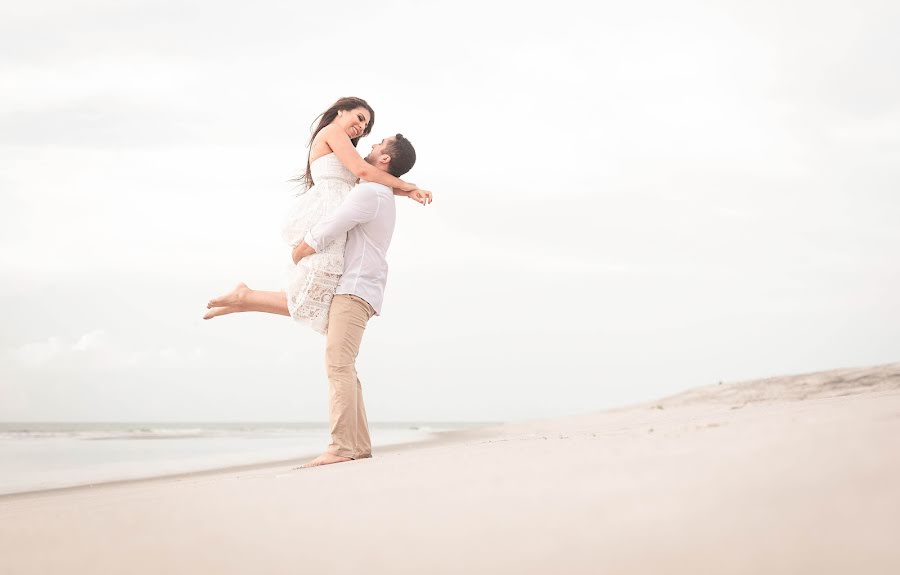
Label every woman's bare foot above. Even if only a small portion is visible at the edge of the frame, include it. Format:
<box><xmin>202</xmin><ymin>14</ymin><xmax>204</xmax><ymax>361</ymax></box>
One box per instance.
<box><xmin>207</xmin><ymin>283</ymin><xmax>250</xmax><ymax>308</ymax></box>
<box><xmin>203</xmin><ymin>283</ymin><xmax>250</xmax><ymax>320</ymax></box>
<box><xmin>203</xmin><ymin>305</ymin><xmax>240</xmax><ymax>320</ymax></box>
<box><xmin>297</xmin><ymin>453</ymin><xmax>353</xmax><ymax>469</ymax></box>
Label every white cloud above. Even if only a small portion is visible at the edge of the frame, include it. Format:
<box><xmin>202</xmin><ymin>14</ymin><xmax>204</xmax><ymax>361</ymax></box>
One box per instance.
<box><xmin>2</xmin><ymin>330</ymin><xmax>217</xmax><ymax>371</ymax></box>
<box><xmin>72</xmin><ymin>329</ymin><xmax>105</xmax><ymax>352</ymax></box>
<box><xmin>9</xmin><ymin>337</ymin><xmax>66</xmax><ymax>368</ymax></box>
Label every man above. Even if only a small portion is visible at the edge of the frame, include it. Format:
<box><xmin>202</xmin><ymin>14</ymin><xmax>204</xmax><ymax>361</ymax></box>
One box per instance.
<box><xmin>291</xmin><ymin>133</ymin><xmax>424</xmax><ymax>468</ymax></box>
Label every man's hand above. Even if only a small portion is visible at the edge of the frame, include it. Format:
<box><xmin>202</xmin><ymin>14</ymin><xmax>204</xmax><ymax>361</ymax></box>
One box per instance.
<box><xmin>407</xmin><ymin>188</ymin><xmax>433</xmax><ymax>205</ymax></box>
<box><xmin>292</xmin><ymin>241</ymin><xmax>316</xmax><ymax>264</ymax></box>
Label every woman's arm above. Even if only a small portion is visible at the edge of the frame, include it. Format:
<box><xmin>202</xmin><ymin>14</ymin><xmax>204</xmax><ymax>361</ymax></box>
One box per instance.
<box><xmin>394</xmin><ymin>188</ymin><xmax>433</xmax><ymax>205</ymax></box>
<box><xmin>321</xmin><ymin>125</ymin><xmax>417</xmax><ymax>192</ymax></box>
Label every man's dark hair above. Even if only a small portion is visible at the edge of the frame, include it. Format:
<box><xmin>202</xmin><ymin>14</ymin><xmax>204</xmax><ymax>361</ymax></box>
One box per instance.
<box><xmin>385</xmin><ymin>134</ymin><xmax>416</xmax><ymax>177</ymax></box>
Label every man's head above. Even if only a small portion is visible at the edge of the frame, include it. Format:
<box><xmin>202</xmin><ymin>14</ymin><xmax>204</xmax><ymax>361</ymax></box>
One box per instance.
<box><xmin>364</xmin><ymin>134</ymin><xmax>416</xmax><ymax>177</ymax></box>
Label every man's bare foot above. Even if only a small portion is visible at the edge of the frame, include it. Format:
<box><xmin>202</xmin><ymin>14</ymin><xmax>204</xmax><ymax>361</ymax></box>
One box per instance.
<box><xmin>203</xmin><ymin>283</ymin><xmax>250</xmax><ymax>319</ymax></box>
<box><xmin>297</xmin><ymin>453</ymin><xmax>353</xmax><ymax>469</ymax></box>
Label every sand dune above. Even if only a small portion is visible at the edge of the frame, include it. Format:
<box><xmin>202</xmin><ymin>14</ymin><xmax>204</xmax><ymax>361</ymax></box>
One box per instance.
<box><xmin>659</xmin><ymin>361</ymin><xmax>900</xmax><ymax>406</ymax></box>
<box><xmin>2</xmin><ymin>362</ymin><xmax>898</xmax><ymax>574</ymax></box>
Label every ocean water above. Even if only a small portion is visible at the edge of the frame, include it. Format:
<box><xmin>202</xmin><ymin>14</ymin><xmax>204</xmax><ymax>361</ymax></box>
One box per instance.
<box><xmin>0</xmin><ymin>421</ymin><xmax>474</xmax><ymax>495</ymax></box>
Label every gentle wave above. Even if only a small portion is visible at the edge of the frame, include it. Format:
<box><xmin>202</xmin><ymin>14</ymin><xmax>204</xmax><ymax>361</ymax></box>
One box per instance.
<box><xmin>0</xmin><ymin>422</ymin><xmax>446</xmax><ymax>441</ymax></box>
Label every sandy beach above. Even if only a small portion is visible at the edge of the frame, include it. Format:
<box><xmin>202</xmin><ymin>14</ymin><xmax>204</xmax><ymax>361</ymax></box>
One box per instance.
<box><xmin>2</xmin><ymin>362</ymin><xmax>898</xmax><ymax>575</ymax></box>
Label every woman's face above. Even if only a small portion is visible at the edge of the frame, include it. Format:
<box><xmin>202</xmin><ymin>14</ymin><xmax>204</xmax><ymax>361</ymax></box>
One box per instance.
<box><xmin>336</xmin><ymin>106</ymin><xmax>371</xmax><ymax>139</ymax></box>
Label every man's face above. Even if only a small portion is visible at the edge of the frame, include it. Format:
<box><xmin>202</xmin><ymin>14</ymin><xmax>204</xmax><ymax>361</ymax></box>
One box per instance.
<box><xmin>364</xmin><ymin>137</ymin><xmax>394</xmax><ymax>165</ymax></box>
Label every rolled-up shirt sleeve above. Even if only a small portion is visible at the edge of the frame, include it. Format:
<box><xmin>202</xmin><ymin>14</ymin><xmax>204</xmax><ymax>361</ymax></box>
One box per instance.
<box><xmin>304</xmin><ymin>184</ymin><xmax>380</xmax><ymax>252</ymax></box>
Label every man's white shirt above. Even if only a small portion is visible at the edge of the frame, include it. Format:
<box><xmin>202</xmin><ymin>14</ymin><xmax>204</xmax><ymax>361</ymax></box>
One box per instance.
<box><xmin>303</xmin><ymin>180</ymin><xmax>396</xmax><ymax>315</ymax></box>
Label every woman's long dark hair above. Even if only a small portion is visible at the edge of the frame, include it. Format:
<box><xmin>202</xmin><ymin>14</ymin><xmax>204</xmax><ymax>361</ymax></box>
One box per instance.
<box><xmin>294</xmin><ymin>97</ymin><xmax>375</xmax><ymax>190</ymax></box>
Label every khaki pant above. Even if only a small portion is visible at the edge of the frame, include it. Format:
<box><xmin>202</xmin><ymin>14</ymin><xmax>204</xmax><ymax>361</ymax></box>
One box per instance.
<box><xmin>325</xmin><ymin>294</ymin><xmax>375</xmax><ymax>459</ymax></box>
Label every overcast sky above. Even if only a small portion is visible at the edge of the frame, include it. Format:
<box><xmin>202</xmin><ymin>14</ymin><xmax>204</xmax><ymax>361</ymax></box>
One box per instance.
<box><xmin>1</xmin><ymin>0</ymin><xmax>898</xmax><ymax>423</ymax></box>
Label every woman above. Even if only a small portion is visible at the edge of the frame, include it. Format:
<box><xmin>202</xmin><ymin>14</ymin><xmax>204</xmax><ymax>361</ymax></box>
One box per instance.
<box><xmin>203</xmin><ymin>97</ymin><xmax>430</xmax><ymax>332</ymax></box>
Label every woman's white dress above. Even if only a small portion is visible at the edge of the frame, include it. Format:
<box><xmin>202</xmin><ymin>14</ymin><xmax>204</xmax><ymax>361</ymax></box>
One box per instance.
<box><xmin>281</xmin><ymin>153</ymin><xmax>356</xmax><ymax>334</ymax></box>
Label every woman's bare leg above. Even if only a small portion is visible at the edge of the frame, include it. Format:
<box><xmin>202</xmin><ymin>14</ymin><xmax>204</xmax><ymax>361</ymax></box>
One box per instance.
<box><xmin>204</xmin><ymin>283</ymin><xmax>289</xmax><ymax>319</ymax></box>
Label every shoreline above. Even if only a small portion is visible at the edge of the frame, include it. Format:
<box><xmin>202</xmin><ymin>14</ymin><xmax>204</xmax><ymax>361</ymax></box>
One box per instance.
<box><xmin>0</xmin><ymin>422</ymin><xmax>504</xmax><ymax>501</ymax></box>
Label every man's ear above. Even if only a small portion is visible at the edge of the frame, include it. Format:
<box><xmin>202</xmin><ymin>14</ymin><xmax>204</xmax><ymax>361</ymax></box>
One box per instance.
<box><xmin>379</xmin><ymin>154</ymin><xmax>392</xmax><ymax>167</ymax></box>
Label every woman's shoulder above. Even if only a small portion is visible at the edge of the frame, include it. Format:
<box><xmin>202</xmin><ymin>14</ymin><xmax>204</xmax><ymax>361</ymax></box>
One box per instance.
<box><xmin>310</xmin><ymin>124</ymin><xmax>341</xmax><ymax>158</ymax></box>
<box><xmin>316</xmin><ymin>123</ymin><xmax>343</xmax><ymax>139</ymax></box>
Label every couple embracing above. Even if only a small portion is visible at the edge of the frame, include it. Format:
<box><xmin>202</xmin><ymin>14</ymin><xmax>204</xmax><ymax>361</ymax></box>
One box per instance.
<box><xmin>204</xmin><ymin>97</ymin><xmax>432</xmax><ymax>468</ymax></box>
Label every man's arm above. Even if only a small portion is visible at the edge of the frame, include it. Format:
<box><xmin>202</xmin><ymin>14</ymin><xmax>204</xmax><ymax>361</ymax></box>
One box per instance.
<box><xmin>291</xmin><ymin>184</ymin><xmax>380</xmax><ymax>264</ymax></box>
